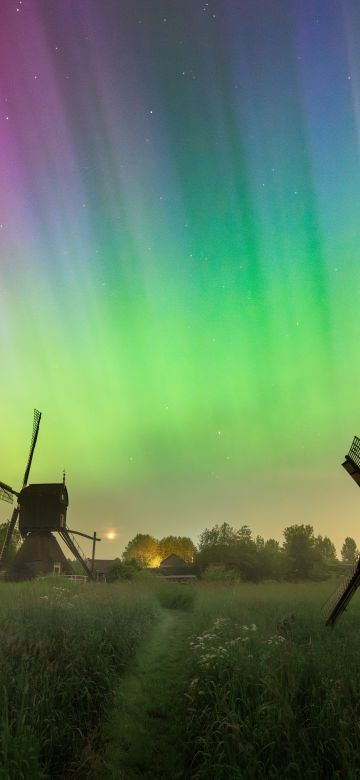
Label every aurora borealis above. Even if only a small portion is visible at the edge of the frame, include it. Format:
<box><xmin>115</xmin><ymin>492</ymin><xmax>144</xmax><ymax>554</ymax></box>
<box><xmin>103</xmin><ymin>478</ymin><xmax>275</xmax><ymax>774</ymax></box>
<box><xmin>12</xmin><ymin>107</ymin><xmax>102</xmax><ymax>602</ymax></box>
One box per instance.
<box><xmin>1</xmin><ymin>0</ymin><xmax>360</xmax><ymax>556</ymax></box>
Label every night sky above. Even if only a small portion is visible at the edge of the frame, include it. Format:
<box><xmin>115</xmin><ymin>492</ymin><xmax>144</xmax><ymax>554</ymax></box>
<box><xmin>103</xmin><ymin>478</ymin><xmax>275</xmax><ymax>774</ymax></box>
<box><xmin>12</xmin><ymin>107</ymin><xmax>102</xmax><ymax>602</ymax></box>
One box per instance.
<box><xmin>1</xmin><ymin>0</ymin><xmax>360</xmax><ymax>558</ymax></box>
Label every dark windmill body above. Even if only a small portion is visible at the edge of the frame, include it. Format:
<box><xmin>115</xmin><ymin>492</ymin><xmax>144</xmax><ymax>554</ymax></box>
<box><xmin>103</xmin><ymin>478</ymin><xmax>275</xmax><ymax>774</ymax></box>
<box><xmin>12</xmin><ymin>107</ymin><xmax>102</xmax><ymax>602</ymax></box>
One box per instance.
<box><xmin>323</xmin><ymin>436</ymin><xmax>360</xmax><ymax>627</ymax></box>
<box><xmin>0</xmin><ymin>410</ymin><xmax>100</xmax><ymax>580</ymax></box>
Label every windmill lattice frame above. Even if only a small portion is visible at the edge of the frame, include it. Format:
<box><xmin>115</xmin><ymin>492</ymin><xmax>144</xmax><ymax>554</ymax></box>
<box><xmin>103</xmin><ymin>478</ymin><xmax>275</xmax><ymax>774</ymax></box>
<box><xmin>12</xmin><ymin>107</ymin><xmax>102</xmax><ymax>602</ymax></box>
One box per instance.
<box><xmin>323</xmin><ymin>436</ymin><xmax>360</xmax><ymax>627</ymax></box>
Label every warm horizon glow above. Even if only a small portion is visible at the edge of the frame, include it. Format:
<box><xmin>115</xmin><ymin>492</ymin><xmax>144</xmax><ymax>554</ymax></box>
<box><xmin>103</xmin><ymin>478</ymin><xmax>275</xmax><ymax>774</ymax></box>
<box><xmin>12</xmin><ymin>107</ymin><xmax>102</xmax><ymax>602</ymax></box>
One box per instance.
<box><xmin>1</xmin><ymin>1</ymin><xmax>360</xmax><ymax>555</ymax></box>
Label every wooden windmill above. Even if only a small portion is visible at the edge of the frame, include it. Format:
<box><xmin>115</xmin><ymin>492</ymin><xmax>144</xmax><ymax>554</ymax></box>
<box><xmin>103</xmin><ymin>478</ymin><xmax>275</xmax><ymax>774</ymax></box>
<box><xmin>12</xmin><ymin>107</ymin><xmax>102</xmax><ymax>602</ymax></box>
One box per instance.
<box><xmin>0</xmin><ymin>409</ymin><xmax>100</xmax><ymax>580</ymax></box>
<box><xmin>323</xmin><ymin>437</ymin><xmax>360</xmax><ymax>627</ymax></box>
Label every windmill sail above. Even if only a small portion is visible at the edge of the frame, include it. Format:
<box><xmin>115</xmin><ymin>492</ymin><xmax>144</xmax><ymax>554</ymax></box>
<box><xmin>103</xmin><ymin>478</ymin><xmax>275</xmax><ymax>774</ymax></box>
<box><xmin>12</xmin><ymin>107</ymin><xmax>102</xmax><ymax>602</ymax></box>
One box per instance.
<box><xmin>23</xmin><ymin>409</ymin><xmax>41</xmax><ymax>488</ymax></box>
<box><xmin>323</xmin><ymin>560</ymin><xmax>360</xmax><ymax>627</ymax></box>
<box><xmin>323</xmin><ymin>436</ymin><xmax>360</xmax><ymax>627</ymax></box>
<box><xmin>0</xmin><ymin>481</ymin><xmax>16</xmax><ymax>504</ymax></box>
<box><xmin>0</xmin><ymin>409</ymin><xmax>41</xmax><ymax>567</ymax></box>
<box><xmin>0</xmin><ymin>508</ymin><xmax>19</xmax><ymax>566</ymax></box>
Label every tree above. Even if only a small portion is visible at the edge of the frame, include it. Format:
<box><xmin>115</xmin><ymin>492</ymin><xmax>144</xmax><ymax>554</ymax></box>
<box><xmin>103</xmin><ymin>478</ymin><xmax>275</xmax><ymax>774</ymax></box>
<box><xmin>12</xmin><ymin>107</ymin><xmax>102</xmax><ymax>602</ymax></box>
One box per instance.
<box><xmin>0</xmin><ymin>522</ymin><xmax>20</xmax><ymax>561</ymax></box>
<box><xmin>123</xmin><ymin>534</ymin><xmax>159</xmax><ymax>567</ymax></box>
<box><xmin>282</xmin><ymin>524</ymin><xmax>319</xmax><ymax>579</ymax></box>
<box><xmin>265</xmin><ymin>538</ymin><xmax>280</xmax><ymax>553</ymax></box>
<box><xmin>341</xmin><ymin>537</ymin><xmax>359</xmax><ymax>564</ymax></box>
<box><xmin>257</xmin><ymin>538</ymin><xmax>285</xmax><ymax>580</ymax></box>
<box><xmin>198</xmin><ymin>522</ymin><xmax>251</xmax><ymax>550</ymax></box>
<box><xmin>255</xmin><ymin>535</ymin><xmax>265</xmax><ymax>551</ymax></box>
<box><xmin>159</xmin><ymin>536</ymin><xmax>196</xmax><ymax>563</ymax></box>
<box><xmin>107</xmin><ymin>558</ymin><xmax>138</xmax><ymax>582</ymax></box>
<box><xmin>314</xmin><ymin>535</ymin><xmax>337</xmax><ymax>563</ymax></box>
<box><xmin>197</xmin><ymin>522</ymin><xmax>258</xmax><ymax>580</ymax></box>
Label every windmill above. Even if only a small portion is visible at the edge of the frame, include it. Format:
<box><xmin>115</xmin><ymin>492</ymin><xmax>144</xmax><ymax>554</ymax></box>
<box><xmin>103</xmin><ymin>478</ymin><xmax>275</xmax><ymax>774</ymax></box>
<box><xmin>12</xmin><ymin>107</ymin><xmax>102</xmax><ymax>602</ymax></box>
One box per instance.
<box><xmin>323</xmin><ymin>436</ymin><xmax>360</xmax><ymax>627</ymax></box>
<box><xmin>0</xmin><ymin>409</ymin><xmax>100</xmax><ymax>580</ymax></box>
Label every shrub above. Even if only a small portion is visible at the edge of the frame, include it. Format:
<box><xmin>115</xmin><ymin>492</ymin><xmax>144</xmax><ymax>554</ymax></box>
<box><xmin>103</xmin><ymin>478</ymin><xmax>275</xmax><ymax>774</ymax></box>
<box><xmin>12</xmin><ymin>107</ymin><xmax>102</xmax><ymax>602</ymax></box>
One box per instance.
<box><xmin>201</xmin><ymin>565</ymin><xmax>242</xmax><ymax>583</ymax></box>
<box><xmin>107</xmin><ymin>559</ymin><xmax>138</xmax><ymax>582</ymax></box>
<box><xmin>156</xmin><ymin>584</ymin><xmax>196</xmax><ymax>611</ymax></box>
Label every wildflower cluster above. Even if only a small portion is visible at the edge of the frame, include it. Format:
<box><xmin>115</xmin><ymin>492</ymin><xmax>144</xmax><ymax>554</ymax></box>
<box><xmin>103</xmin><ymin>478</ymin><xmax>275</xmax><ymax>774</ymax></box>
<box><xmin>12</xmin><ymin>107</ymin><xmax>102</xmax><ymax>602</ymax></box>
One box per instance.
<box><xmin>39</xmin><ymin>585</ymin><xmax>79</xmax><ymax>608</ymax></box>
<box><xmin>189</xmin><ymin>617</ymin><xmax>257</xmax><ymax>669</ymax></box>
<box><xmin>263</xmin><ymin>634</ymin><xmax>286</xmax><ymax>647</ymax></box>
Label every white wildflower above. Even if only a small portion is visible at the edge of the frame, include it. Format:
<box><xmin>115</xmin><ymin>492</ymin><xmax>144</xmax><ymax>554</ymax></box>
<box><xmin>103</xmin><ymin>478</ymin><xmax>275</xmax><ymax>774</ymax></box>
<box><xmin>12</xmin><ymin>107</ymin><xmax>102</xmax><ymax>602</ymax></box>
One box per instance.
<box><xmin>213</xmin><ymin>617</ymin><xmax>229</xmax><ymax>629</ymax></box>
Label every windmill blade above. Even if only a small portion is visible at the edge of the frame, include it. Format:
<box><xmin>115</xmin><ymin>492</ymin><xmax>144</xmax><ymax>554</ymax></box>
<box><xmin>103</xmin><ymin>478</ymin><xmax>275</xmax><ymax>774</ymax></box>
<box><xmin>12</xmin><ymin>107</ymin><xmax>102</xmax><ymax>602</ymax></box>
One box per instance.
<box><xmin>323</xmin><ymin>559</ymin><xmax>360</xmax><ymax>627</ymax></box>
<box><xmin>22</xmin><ymin>409</ymin><xmax>42</xmax><ymax>488</ymax></box>
<box><xmin>0</xmin><ymin>488</ymin><xmax>13</xmax><ymax>504</ymax></box>
<box><xmin>342</xmin><ymin>436</ymin><xmax>360</xmax><ymax>486</ymax></box>
<box><xmin>0</xmin><ymin>506</ymin><xmax>19</xmax><ymax>567</ymax></box>
<box><xmin>0</xmin><ymin>482</ymin><xmax>15</xmax><ymax>504</ymax></box>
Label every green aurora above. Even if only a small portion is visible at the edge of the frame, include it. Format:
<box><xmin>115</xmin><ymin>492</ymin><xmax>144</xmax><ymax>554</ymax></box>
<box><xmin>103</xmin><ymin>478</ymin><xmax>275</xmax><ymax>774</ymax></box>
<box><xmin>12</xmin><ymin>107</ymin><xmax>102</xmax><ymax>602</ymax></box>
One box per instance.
<box><xmin>1</xmin><ymin>1</ymin><xmax>360</xmax><ymax>556</ymax></box>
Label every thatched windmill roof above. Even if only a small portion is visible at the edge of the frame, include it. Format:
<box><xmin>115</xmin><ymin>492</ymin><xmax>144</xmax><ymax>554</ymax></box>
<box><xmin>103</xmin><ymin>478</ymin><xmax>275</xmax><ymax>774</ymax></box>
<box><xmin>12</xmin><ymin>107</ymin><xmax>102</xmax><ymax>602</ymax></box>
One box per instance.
<box><xmin>6</xmin><ymin>531</ymin><xmax>73</xmax><ymax>581</ymax></box>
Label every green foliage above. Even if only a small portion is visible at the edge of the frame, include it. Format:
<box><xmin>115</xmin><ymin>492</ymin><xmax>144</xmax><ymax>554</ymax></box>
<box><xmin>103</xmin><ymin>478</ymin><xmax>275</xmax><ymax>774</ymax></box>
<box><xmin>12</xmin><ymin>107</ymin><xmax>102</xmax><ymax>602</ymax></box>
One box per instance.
<box><xmin>122</xmin><ymin>534</ymin><xmax>197</xmax><ymax>568</ymax></box>
<box><xmin>0</xmin><ymin>579</ymin><xmax>157</xmax><ymax>778</ymax></box>
<box><xmin>0</xmin><ymin>522</ymin><xmax>20</xmax><ymax>561</ymax></box>
<box><xmin>158</xmin><ymin>535</ymin><xmax>196</xmax><ymax>563</ymax></box>
<box><xmin>123</xmin><ymin>534</ymin><xmax>159</xmax><ymax>567</ymax></box>
<box><xmin>197</xmin><ymin>523</ymin><xmax>286</xmax><ymax>581</ymax></box>
<box><xmin>282</xmin><ymin>524</ymin><xmax>320</xmax><ymax>579</ymax></box>
<box><xmin>107</xmin><ymin>558</ymin><xmax>139</xmax><ymax>582</ymax></box>
<box><xmin>198</xmin><ymin>522</ymin><xmax>251</xmax><ymax>550</ymax></box>
<box><xmin>196</xmin><ymin>523</ymin><xmax>337</xmax><ymax>581</ymax></box>
<box><xmin>314</xmin><ymin>534</ymin><xmax>337</xmax><ymax>563</ymax></box>
<box><xmin>156</xmin><ymin>584</ymin><xmax>196</xmax><ymax>611</ymax></box>
<box><xmin>341</xmin><ymin>536</ymin><xmax>359</xmax><ymax>564</ymax></box>
<box><xmin>67</xmin><ymin>557</ymin><xmax>81</xmax><ymax>574</ymax></box>
<box><xmin>201</xmin><ymin>565</ymin><xmax>242</xmax><ymax>583</ymax></box>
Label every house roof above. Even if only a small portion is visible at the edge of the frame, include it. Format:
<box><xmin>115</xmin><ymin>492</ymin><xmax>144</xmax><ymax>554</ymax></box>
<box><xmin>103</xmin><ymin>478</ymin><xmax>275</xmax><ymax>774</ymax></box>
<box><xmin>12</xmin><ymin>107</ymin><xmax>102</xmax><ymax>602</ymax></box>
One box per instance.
<box><xmin>92</xmin><ymin>559</ymin><xmax>115</xmax><ymax>572</ymax></box>
<box><xmin>160</xmin><ymin>554</ymin><xmax>186</xmax><ymax>567</ymax></box>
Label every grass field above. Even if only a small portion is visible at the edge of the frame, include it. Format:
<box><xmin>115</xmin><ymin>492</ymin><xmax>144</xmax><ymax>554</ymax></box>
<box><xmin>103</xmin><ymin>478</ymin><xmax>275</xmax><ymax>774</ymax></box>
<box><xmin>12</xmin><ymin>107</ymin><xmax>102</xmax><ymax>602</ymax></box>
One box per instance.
<box><xmin>0</xmin><ymin>578</ymin><xmax>158</xmax><ymax>779</ymax></box>
<box><xmin>185</xmin><ymin>582</ymin><xmax>360</xmax><ymax>779</ymax></box>
<box><xmin>1</xmin><ymin>577</ymin><xmax>360</xmax><ymax>779</ymax></box>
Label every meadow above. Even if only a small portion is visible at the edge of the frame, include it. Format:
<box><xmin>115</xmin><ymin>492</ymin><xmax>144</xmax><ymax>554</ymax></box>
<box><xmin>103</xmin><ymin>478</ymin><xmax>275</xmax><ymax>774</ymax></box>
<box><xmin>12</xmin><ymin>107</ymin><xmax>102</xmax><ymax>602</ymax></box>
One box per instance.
<box><xmin>184</xmin><ymin>582</ymin><xmax>360</xmax><ymax>779</ymax></box>
<box><xmin>1</xmin><ymin>577</ymin><xmax>360</xmax><ymax>779</ymax></box>
<box><xmin>0</xmin><ymin>579</ymin><xmax>158</xmax><ymax>779</ymax></box>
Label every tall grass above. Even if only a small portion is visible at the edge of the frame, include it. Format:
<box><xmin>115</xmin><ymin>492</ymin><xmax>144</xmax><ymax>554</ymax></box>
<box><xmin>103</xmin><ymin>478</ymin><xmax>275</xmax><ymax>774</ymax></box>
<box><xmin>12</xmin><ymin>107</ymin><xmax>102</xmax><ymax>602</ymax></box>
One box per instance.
<box><xmin>0</xmin><ymin>579</ymin><xmax>158</xmax><ymax>779</ymax></box>
<box><xmin>3</xmin><ymin>577</ymin><xmax>360</xmax><ymax>779</ymax></box>
<box><xmin>184</xmin><ymin>581</ymin><xmax>360</xmax><ymax>778</ymax></box>
<box><xmin>156</xmin><ymin>583</ymin><xmax>196</xmax><ymax>611</ymax></box>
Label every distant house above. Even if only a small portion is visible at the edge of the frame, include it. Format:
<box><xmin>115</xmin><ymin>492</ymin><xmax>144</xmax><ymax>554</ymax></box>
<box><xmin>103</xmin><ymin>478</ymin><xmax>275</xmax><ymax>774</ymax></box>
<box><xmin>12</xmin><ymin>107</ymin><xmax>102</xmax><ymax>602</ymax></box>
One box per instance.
<box><xmin>92</xmin><ymin>559</ymin><xmax>115</xmax><ymax>581</ymax></box>
<box><xmin>157</xmin><ymin>554</ymin><xmax>199</xmax><ymax>582</ymax></box>
<box><xmin>160</xmin><ymin>554</ymin><xmax>186</xmax><ymax>568</ymax></box>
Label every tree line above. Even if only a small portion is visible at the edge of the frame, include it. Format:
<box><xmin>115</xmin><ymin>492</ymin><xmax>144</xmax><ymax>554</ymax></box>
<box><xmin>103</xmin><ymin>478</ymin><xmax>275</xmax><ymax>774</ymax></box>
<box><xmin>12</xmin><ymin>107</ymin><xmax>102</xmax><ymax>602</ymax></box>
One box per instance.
<box><xmin>120</xmin><ymin>524</ymin><xmax>360</xmax><ymax>582</ymax></box>
<box><xmin>0</xmin><ymin>521</ymin><xmax>358</xmax><ymax>582</ymax></box>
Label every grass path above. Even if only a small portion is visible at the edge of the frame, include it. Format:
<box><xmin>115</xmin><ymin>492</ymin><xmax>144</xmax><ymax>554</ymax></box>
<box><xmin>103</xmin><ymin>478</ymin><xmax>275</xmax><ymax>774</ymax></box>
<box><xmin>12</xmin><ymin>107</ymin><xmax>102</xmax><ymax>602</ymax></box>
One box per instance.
<box><xmin>94</xmin><ymin>608</ymin><xmax>193</xmax><ymax>780</ymax></box>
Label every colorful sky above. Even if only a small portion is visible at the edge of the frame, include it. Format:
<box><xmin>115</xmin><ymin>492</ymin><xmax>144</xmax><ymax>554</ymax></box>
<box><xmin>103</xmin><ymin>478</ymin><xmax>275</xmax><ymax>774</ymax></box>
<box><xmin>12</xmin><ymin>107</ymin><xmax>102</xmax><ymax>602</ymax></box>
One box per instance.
<box><xmin>1</xmin><ymin>0</ymin><xmax>360</xmax><ymax>558</ymax></box>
